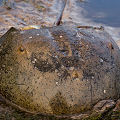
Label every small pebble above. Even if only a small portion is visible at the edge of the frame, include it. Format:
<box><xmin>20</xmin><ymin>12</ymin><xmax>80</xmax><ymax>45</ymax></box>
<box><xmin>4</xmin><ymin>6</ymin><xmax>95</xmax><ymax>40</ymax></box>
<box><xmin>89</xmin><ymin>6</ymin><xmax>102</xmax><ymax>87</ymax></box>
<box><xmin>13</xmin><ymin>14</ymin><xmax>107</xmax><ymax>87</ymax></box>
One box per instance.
<box><xmin>61</xmin><ymin>65</ymin><xmax>64</xmax><ymax>68</ymax></box>
<box><xmin>32</xmin><ymin>61</ymin><xmax>35</xmax><ymax>64</ymax></box>
<box><xmin>69</xmin><ymin>67</ymin><xmax>74</xmax><ymax>71</ymax></box>
<box><xmin>55</xmin><ymin>69</ymin><xmax>58</xmax><ymax>73</ymax></box>
<box><xmin>55</xmin><ymin>55</ymin><xmax>58</xmax><ymax>58</ymax></box>
<box><xmin>60</xmin><ymin>35</ymin><xmax>63</xmax><ymax>38</ymax></box>
<box><xmin>29</xmin><ymin>36</ymin><xmax>32</xmax><ymax>39</ymax></box>
<box><xmin>56</xmin><ymin>82</ymin><xmax>59</xmax><ymax>85</ymax></box>
<box><xmin>76</xmin><ymin>32</ymin><xmax>80</xmax><ymax>37</ymax></box>
<box><xmin>100</xmin><ymin>58</ymin><xmax>104</xmax><ymax>63</ymax></box>
<box><xmin>104</xmin><ymin>90</ymin><xmax>106</xmax><ymax>93</ymax></box>
<box><xmin>2</xmin><ymin>65</ymin><xmax>5</xmax><ymax>68</ymax></box>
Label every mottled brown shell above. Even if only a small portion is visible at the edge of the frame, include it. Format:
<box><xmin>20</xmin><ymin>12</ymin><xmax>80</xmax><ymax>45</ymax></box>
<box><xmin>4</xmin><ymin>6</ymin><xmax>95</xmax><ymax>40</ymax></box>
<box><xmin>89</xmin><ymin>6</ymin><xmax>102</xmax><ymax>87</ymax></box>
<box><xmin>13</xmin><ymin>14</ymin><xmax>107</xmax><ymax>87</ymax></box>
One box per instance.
<box><xmin>0</xmin><ymin>25</ymin><xmax>120</xmax><ymax>116</ymax></box>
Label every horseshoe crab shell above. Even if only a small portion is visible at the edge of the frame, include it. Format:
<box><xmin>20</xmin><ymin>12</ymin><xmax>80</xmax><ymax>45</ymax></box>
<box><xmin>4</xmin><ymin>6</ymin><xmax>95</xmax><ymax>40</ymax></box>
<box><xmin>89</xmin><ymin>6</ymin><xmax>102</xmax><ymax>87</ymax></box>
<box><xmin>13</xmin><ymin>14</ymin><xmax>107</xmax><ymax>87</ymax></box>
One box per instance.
<box><xmin>0</xmin><ymin>25</ymin><xmax>120</xmax><ymax>115</ymax></box>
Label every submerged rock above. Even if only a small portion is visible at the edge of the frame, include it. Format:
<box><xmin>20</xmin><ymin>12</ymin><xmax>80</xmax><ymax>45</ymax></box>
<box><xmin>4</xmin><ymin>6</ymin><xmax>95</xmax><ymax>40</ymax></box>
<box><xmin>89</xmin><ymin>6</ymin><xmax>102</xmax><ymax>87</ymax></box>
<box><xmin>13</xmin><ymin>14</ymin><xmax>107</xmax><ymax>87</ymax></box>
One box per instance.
<box><xmin>0</xmin><ymin>24</ymin><xmax>120</xmax><ymax>116</ymax></box>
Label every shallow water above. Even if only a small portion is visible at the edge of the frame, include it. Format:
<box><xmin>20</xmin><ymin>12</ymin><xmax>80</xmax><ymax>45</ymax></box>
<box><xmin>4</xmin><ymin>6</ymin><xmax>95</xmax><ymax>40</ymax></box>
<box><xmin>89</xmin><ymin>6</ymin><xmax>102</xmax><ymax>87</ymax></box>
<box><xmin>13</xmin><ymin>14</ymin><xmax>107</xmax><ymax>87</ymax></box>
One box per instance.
<box><xmin>80</xmin><ymin>0</ymin><xmax>120</xmax><ymax>27</ymax></box>
<box><xmin>0</xmin><ymin>0</ymin><xmax>120</xmax><ymax>28</ymax></box>
<box><xmin>0</xmin><ymin>0</ymin><xmax>3</xmax><ymax>5</ymax></box>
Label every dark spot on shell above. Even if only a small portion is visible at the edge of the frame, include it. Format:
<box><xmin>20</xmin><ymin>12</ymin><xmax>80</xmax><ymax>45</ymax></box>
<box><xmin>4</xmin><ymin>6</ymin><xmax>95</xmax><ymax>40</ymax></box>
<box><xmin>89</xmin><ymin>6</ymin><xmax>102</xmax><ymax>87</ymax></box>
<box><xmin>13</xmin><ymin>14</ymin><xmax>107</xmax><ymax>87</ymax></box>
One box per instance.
<box><xmin>59</xmin><ymin>69</ymin><xmax>70</xmax><ymax>80</ymax></box>
<box><xmin>49</xmin><ymin>92</ymin><xmax>69</xmax><ymax>115</ymax></box>
<box><xmin>60</xmin><ymin>57</ymin><xmax>80</xmax><ymax>68</ymax></box>
<box><xmin>83</xmin><ymin>69</ymin><xmax>95</xmax><ymax>79</ymax></box>
<box><xmin>19</xmin><ymin>47</ymin><xmax>25</xmax><ymax>52</ymax></box>
<box><xmin>34</xmin><ymin>60</ymin><xmax>54</xmax><ymax>72</ymax></box>
<box><xmin>31</xmin><ymin>53</ymin><xmax>61</xmax><ymax>72</ymax></box>
<box><xmin>51</xmin><ymin>56</ymin><xmax>61</xmax><ymax>70</ymax></box>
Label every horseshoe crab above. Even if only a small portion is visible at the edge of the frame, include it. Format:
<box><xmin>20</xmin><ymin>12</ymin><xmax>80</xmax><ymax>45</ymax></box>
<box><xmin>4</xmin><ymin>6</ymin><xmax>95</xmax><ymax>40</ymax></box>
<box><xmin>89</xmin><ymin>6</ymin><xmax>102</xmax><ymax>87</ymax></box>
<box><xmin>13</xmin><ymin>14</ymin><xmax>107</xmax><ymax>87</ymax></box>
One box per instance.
<box><xmin>0</xmin><ymin>24</ymin><xmax>120</xmax><ymax>116</ymax></box>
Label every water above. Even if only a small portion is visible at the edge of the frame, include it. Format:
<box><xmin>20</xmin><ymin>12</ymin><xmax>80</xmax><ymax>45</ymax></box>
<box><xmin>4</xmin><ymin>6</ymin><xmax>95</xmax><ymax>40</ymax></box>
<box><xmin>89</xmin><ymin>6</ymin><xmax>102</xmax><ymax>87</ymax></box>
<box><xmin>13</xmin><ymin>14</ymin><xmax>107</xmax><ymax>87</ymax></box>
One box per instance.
<box><xmin>0</xmin><ymin>0</ymin><xmax>3</xmax><ymax>6</ymax></box>
<box><xmin>81</xmin><ymin>0</ymin><xmax>120</xmax><ymax>27</ymax></box>
<box><xmin>0</xmin><ymin>0</ymin><xmax>120</xmax><ymax>27</ymax></box>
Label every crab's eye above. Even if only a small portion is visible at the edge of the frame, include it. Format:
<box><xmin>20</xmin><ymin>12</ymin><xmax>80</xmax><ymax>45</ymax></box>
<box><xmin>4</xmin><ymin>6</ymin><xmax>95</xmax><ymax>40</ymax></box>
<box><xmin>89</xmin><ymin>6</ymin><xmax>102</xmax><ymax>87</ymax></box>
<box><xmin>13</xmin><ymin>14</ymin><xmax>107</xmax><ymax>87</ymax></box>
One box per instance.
<box><xmin>19</xmin><ymin>46</ymin><xmax>25</xmax><ymax>52</ymax></box>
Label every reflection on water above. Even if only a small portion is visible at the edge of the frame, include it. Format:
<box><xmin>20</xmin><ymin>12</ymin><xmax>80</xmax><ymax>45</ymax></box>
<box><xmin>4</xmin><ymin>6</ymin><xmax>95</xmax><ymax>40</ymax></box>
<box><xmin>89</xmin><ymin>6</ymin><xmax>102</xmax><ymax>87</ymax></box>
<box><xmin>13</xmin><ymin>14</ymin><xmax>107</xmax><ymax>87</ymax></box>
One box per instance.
<box><xmin>81</xmin><ymin>0</ymin><xmax>120</xmax><ymax>27</ymax></box>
